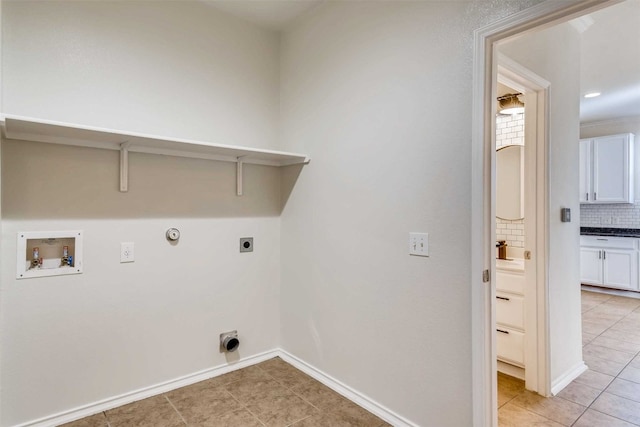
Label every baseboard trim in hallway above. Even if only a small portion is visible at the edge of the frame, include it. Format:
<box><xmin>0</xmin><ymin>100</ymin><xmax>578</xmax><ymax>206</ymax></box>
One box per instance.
<box><xmin>550</xmin><ymin>361</ymin><xmax>588</xmax><ymax>395</ymax></box>
<box><xmin>15</xmin><ymin>348</ymin><xmax>417</xmax><ymax>427</ymax></box>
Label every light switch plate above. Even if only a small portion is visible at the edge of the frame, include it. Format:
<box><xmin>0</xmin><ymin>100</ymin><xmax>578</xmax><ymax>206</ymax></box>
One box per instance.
<box><xmin>409</xmin><ymin>233</ymin><xmax>429</xmax><ymax>257</ymax></box>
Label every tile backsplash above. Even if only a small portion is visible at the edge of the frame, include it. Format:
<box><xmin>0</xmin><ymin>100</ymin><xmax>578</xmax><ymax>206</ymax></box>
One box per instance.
<box><xmin>496</xmin><ymin>112</ymin><xmax>525</xmax><ymax>248</ymax></box>
<box><xmin>496</xmin><ymin>112</ymin><xmax>524</xmax><ymax>149</ymax></box>
<box><xmin>496</xmin><ymin>217</ymin><xmax>524</xmax><ymax>248</ymax></box>
<box><xmin>580</xmin><ymin>203</ymin><xmax>640</xmax><ymax>228</ymax></box>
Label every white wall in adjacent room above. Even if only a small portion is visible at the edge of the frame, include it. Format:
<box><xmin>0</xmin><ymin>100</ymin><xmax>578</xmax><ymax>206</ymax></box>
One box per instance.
<box><xmin>499</xmin><ymin>22</ymin><xmax>584</xmax><ymax>387</ymax></box>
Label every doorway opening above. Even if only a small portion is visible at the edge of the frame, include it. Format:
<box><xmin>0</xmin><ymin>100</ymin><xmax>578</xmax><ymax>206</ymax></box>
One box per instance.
<box><xmin>494</xmin><ymin>58</ymin><xmax>549</xmax><ymax>398</ymax></box>
<box><xmin>471</xmin><ymin>0</ymin><xmax>622</xmax><ymax>425</ymax></box>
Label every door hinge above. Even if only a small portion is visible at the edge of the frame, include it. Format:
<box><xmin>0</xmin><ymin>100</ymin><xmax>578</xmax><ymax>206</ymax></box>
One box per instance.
<box><xmin>524</xmin><ymin>250</ymin><xmax>531</xmax><ymax>260</ymax></box>
<box><xmin>483</xmin><ymin>269</ymin><xmax>490</xmax><ymax>283</ymax></box>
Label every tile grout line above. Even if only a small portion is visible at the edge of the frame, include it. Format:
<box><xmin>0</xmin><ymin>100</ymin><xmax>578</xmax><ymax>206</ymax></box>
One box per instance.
<box><xmin>223</xmin><ymin>385</ymin><xmax>267</xmax><ymax>426</ymax></box>
<box><xmin>569</xmin><ymin>294</ymin><xmax>640</xmax><ymax>426</ymax></box>
<box><xmin>257</xmin><ymin>361</ymin><xmax>327</xmax><ymax>425</ymax></box>
<box><xmin>285</xmin><ymin>414</ymin><xmax>315</xmax><ymax>427</ymax></box>
<box><xmin>220</xmin><ymin>362</ymin><xmax>284</xmax><ymax>426</ymax></box>
<box><xmin>502</xmin><ymin>292</ymin><xmax>619</xmax><ymax>426</ymax></box>
<box><xmin>556</xmin><ymin>296</ymin><xmax>608</xmax><ymax>426</ymax></box>
<box><xmin>163</xmin><ymin>395</ymin><xmax>188</xmax><ymax>426</ymax></box>
<box><xmin>102</xmin><ymin>411</ymin><xmax>111</xmax><ymax>427</ymax></box>
<box><xmin>255</xmin><ymin>358</ymin><xmax>386</xmax><ymax>426</ymax></box>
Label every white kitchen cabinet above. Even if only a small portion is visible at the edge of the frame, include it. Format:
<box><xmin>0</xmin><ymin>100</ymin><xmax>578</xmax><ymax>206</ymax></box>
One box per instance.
<box><xmin>580</xmin><ymin>133</ymin><xmax>634</xmax><ymax>204</ymax></box>
<box><xmin>579</xmin><ymin>139</ymin><xmax>592</xmax><ymax>203</ymax></box>
<box><xmin>603</xmin><ymin>248</ymin><xmax>638</xmax><ymax>290</ymax></box>
<box><xmin>580</xmin><ymin>247</ymin><xmax>603</xmax><ymax>284</ymax></box>
<box><xmin>580</xmin><ymin>235</ymin><xmax>639</xmax><ymax>291</ymax></box>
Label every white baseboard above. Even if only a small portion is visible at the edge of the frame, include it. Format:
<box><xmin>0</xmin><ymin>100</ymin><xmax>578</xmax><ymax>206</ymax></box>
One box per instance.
<box><xmin>16</xmin><ymin>349</ymin><xmax>280</xmax><ymax>427</ymax></box>
<box><xmin>277</xmin><ymin>349</ymin><xmax>418</xmax><ymax>427</ymax></box>
<box><xmin>581</xmin><ymin>284</ymin><xmax>640</xmax><ymax>299</ymax></box>
<box><xmin>550</xmin><ymin>361</ymin><xmax>588</xmax><ymax>395</ymax></box>
<box><xmin>15</xmin><ymin>348</ymin><xmax>415</xmax><ymax>427</ymax></box>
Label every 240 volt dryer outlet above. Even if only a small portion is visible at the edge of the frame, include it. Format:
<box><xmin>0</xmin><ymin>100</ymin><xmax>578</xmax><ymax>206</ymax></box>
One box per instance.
<box><xmin>240</xmin><ymin>237</ymin><xmax>253</xmax><ymax>253</ymax></box>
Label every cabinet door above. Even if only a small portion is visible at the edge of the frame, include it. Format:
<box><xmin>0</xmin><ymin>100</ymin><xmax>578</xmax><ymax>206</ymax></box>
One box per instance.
<box><xmin>579</xmin><ymin>139</ymin><xmax>592</xmax><ymax>203</ymax></box>
<box><xmin>593</xmin><ymin>135</ymin><xmax>631</xmax><ymax>203</ymax></box>
<box><xmin>580</xmin><ymin>247</ymin><xmax>603</xmax><ymax>285</ymax></box>
<box><xmin>603</xmin><ymin>249</ymin><xmax>639</xmax><ymax>290</ymax></box>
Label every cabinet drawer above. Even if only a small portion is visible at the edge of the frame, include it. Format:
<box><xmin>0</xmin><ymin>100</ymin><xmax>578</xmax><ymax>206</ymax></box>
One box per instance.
<box><xmin>496</xmin><ymin>327</ymin><xmax>524</xmax><ymax>367</ymax></box>
<box><xmin>496</xmin><ymin>292</ymin><xmax>524</xmax><ymax>330</ymax></box>
<box><xmin>580</xmin><ymin>235</ymin><xmax>638</xmax><ymax>250</ymax></box>
<box><xmin>496</xmin><ymin>270</ymin><xmax>524</xmax><ymax>294</ymax></box>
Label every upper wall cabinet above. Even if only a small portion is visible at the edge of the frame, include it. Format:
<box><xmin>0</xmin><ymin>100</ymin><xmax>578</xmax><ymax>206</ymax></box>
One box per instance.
<box><xmin>580</xmin><ymin>133</ymin><xmax>635</xmax><ymax>204</ymax></box>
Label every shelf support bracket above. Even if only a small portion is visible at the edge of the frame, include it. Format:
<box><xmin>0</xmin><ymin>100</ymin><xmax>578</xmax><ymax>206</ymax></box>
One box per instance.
<box><xmin>236</xmin><ymin>156</ymin><xmax>245</xmax><ymax>196</ymax></box>
<box><xmin>120</xmin><ymin>142</ymin><xmax>131</xmax><ymax>193</ymax></box>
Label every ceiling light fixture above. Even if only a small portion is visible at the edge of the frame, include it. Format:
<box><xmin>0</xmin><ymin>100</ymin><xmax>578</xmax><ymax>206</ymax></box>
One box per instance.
<box><xmin>584</xmin><ymin>92</ymin><xmax>601</xmax><ymax>98</ymax></box>
<box><xmin>497</xmin><ymin>93</ymin><xmax>525</xmax><ymax>115</ymax></box>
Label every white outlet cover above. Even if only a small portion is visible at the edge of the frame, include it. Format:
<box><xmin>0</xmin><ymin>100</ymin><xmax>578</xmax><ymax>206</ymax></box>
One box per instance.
<box><xmin>409</xmin><ymin>232</ymin><xmax>429</xmax><ymax>257</ymax></box>
<box><xmin>120</xmin><ymin>242</ymin><xmax>135</xmax><ymax>263</ymax></box>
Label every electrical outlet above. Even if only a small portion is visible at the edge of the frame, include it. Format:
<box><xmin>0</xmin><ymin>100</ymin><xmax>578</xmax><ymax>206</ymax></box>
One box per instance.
<box><xmin>240</xmin><ymin>237</ymin><xmax>253</xmax><ymax>253</ymax></box>
<box><xmin>612</xmin><ymin>217</ymin><xmax>620</xmax><ymax>225</ymax></box>
<box><xmin>120</xmin><ymin>242</ymin><xmax>135</xmax><ymax>263</ymax></box>
<box><xmin>409</xmin><ymin>232</ymin><xmax>429</xmax><ymax>257</ymax></box>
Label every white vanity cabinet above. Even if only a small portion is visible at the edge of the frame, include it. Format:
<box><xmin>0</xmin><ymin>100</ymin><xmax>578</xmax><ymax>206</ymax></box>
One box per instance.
<box><xmin>580</xmin><ymin>236</ymin><xmax>639</xmax><ymax>291</ymax></box>
<box><xmin>496</xmin><ymin>263</ymin><xmax>525</xmax><ymax>368</ymax></box>
<box><xmin>580</xmin><ymin>133</ymin><xmax>634</xmax><ymax>204</ymax></box>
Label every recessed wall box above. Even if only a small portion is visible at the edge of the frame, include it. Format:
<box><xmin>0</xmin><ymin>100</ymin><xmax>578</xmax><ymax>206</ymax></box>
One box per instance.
<box><xmin>240</xmin><ymin>237</ymin><xmax>253</xmax><ymax>253</ymax></box>
<box><xmin>17</xmin><ymin>230</ymin><xmax>83</xmax><ymax>279</ymax></box>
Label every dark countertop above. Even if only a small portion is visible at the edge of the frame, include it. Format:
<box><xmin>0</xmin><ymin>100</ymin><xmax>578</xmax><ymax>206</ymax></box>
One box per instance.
<box><xmin>581</xmin><ymin>227</ymin><xmax>640</xmax><ymax>238</ymax></box>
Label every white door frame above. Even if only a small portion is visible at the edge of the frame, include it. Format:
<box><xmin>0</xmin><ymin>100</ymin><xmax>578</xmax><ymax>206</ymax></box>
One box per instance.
<box><xmin>470</xmin><ymin>1</ymin><xmax>618</xmax><ymax>426</ymax></box>
<box><xmin>497</xmin><ymin>53</ymin><xmax>550</xmax><ymax>395</ymax></box>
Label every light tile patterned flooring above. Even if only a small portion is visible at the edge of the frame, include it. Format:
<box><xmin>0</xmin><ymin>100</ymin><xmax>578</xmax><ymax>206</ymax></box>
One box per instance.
<box><xmin>61</xmin><ymin>357</ymin><xmax>390</xmax><ymax>427</ymax></box>
<box><xmin>499</xmin><ymin>290</ymin><xmax>640</xmax><ymax>426</ymax></box>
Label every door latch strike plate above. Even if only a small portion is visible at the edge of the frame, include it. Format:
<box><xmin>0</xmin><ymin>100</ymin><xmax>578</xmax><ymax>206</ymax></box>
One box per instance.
<box><xmin>524</xmin><ymin>251</ymin><xmax>531</xmax><ymax>260</ymax></box>
<box><xmin>483</xmin><ymin>269</ymin><xmax>490</xmax><ymax>283</ymax></box>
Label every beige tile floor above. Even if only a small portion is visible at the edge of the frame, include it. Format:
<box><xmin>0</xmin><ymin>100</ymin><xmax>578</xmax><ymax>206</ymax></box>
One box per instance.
<box><xmin>61</xmin><ymin>357</ymin><xmax>390</xmax><ymax>427</ymax></box>
<box><xmin>499</xmin><ymin>290</ymin><xmax>640</xmax><ymax>426</ymax></box>
<box><xmin>56</xmin><ymin>290</ymin><xmax>640</xmax><ymax>427</ymax></box>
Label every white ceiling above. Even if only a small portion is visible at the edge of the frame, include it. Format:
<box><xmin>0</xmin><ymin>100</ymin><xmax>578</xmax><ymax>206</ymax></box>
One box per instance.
<box><xmin>198</xmin><ymin>0</ymin><xmax>638</xmax><ymax>123</ymax></box>
<box><xmin>577</xmin><ymin>0</ymin><xmax>640</xmax><ymax>123</ymax></box>
<box><xmin>200</xmin><ymin>0</ymin><xmax>324</xmax><ymax>30</ymax></box>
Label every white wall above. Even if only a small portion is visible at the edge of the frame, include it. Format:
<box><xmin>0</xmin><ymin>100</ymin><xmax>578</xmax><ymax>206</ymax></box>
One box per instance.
<box><xmin>580</xmin><ymin>116</ymin><xmax>640</xmax><ymax>227</ymax></box>
<box><xmin>1</xmin><ymin>144</ymin><xmax>283</xmax><ymax>427</ymax></box>
<box><xmin>278</xmin><ymin>1</ymin><xmax>541</xmax><ymax>425</ymax></box>
<box><xmin>2</xmin><ymin>0</ymin><xmax>281</xmax><ymax>150</ymax></box>
<box><xmin>499</xmin><ymin>23</ymin><xmax>584</xmax><ymax>386</ymax></box>
<box><xmin>1</xmin><ymin>2</ymin><xmax>283</xmax><ymax>426</ymax></box>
